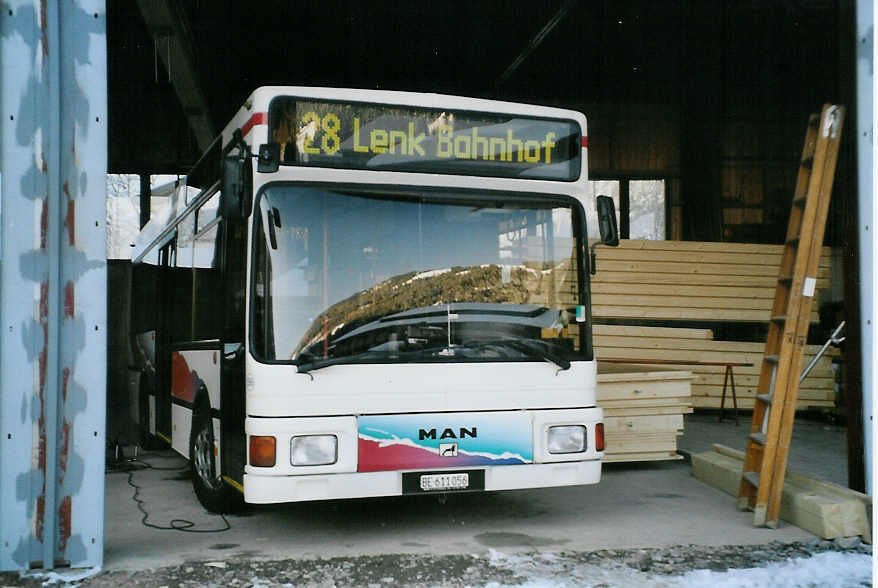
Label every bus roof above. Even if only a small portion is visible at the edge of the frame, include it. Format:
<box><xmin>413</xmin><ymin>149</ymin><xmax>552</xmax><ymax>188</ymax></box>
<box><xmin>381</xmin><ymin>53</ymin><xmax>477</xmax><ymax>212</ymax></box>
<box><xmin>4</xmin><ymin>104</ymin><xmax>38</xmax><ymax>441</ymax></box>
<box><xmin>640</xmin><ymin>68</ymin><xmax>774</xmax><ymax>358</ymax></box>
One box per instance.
<box><xmin>133</xmin><ymin>87</ymin><xmax>589</xmax><ymax>263</ymax></box>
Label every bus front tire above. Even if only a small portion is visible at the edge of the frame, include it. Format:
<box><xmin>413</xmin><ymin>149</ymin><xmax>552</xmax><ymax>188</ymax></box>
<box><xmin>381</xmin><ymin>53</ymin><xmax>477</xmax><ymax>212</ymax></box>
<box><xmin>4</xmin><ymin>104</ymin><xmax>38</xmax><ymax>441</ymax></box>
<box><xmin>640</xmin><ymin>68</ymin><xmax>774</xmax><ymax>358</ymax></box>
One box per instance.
<box><xmin>189</xmin><ymin>407</ymin><xmax>243</xmax><ymax>514</ymax></box>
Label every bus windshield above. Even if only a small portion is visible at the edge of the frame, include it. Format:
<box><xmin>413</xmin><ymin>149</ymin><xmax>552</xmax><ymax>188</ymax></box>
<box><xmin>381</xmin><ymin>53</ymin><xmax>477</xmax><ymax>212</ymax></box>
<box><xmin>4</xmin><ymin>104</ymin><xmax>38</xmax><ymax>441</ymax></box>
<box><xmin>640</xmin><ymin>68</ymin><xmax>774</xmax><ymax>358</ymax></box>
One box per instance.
<box><xmin>251</xmin><ymin>186</ymin><xmax>590</xmax><ymax>369</ymax></box>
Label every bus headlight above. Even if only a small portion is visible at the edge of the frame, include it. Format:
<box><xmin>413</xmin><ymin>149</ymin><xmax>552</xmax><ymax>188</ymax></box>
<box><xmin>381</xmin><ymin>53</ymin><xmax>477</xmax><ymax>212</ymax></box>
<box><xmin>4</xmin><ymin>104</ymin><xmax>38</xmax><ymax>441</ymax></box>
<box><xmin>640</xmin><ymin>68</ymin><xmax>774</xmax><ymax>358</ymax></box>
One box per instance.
<box><xmin>547</xmin><ymin>425</ymin><xmax>586</xmax><ymax>454</ymax></box>
<box><xmin>291</xmin><ymin>435</ymin><xmax>338</xmax><ymax>466</ymax></box>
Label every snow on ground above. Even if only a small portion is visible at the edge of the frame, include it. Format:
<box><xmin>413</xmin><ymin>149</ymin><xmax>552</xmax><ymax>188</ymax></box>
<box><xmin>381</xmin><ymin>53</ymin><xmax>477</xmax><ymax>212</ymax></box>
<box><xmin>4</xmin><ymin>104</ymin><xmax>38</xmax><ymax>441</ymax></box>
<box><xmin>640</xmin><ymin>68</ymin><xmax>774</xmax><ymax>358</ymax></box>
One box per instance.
<box><xmin>485</xmin><ymin>549</ymin><xmax>872</xmax><ymax>588</ymax></box>
<box><xmin>4</xmin><ymin>544</ymin><xmax>870</xmax><ymax>587</ymax></box>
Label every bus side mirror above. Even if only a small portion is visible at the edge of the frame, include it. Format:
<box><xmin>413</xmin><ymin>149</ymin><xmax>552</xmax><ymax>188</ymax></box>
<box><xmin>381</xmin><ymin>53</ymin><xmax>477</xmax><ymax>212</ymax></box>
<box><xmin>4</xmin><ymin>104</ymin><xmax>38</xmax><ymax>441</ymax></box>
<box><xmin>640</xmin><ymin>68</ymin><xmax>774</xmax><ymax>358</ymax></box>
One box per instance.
<box><xmin>596</xmin><ymin>195</ymin><xmax>619</xmax><ymax>246</ymax></box>
<box><xmin>590</xmin><ymin>195</ymin><xmax>619</xmax><ymax>275</ymax></box>
<box><xmin>257</xmin><ymin>143</ymin><xmax>280</xmax><ymax>173</ymax></box>
<box><xmin>221</xmin><ymin>155</ymin><xmax>251</xmax><ymax>219</ymax></box>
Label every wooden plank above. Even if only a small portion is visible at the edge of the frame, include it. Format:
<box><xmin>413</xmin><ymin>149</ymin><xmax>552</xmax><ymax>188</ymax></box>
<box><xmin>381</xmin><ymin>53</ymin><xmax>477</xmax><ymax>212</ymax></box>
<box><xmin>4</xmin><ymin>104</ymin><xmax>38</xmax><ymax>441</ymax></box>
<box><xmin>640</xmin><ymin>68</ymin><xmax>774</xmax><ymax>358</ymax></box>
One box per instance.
<box><xmin>595</xmin><ymin>347</ymin><xmax>835</xmax><ymax>371</ymax></box>
<box><xmin>604</xmin><ymin>451</ymin><xmax>682</xmax><ymax>463</ymax></box>
<box><xmin>603</xmin><ymin>405</ymin><xmax>694</xmax><ymax>417</ymax></box>
<box><xmin>594</xmin><ymin>293</ymin><xmax>791</xmax><ymax>311</ymax></box>
<box><xmin>594</xmin><ymin>271</ymin><xmax>829</xmax><ymax>289</ymax></box>
<box><xmin>595</xmin><ymin>307</ymin><xmax>822</xmax><ymax>323</ymax></box>
<box><xmin>593</xmin><ymin>324</ymin><xmax>714</xmax><ymax>339</ymax></box>
<box><xmin>593</xmin><ymin>261</ymin><xmax>830</xmax><ymax>281</ymax></box>
<box><xmin>595</xmin><ymin>248</ymin><xmax>826</xmax><ymax>267</ymax></box>
<box><xmin>692</xmin><ymin>396</ymin><xmax>834</xmax><ymax>410</ymax></box>
<box><xmin>693</xmin><ymin>445</ymin><xmax>870</xmax><ymax>542</ymax></box>
<box><xmin>598</xmin><ymin>367</ymin><xmax>692</xmax><ymax>461</ymax></box>
<box><xmin>692</xmin><ymin>386</ymin><xmax>835</xmax><ymax>401</ymax></box>
<box><xmin>595</xmin><ymin>333</ymin><xmax>840</xmax><ymax>356</ymax></box>
<box><xmin>597</xmin><ymin>347</ymin><xmax>760</xmax><ymax>364</ymax></box>
<box><xmin>588</xmin><ymin>240</ymin><xmax>833</xmax><ymax>324</ymax></box>
<box><xmin>599</xmin><ymin>248</ymin><xmax>785</xmax><ymax>266</ymax></box>
<box><xmin>604</xmin><ymin>414</ymin><xmax>684</xmax><ymax>434</ymax></box>
<box><xmin>715</xmin><ymin>445</ymin><xmax>872</xmax><ymax>536</ymax></box>
<box><xmin>597</xmin><ymin>370</ymin><xmax>692</xmax><ymax>387</ymax></box>
<box><xmin>596</xmin><ymin>241</ymin><xmax>834</xmax><ymax>274</ymax></box>
<box><xmin>595</xmin><ymin>260</ymin><xmax>786</xmax><ymax>277</ymax></box>
<box><xmin>605</xmin><ymin>435</ymin><xmax>680</xmax><ymax>454</ymax></box>
<box><xmin>593</xmin><ymin>306</ymin><xmax>775</xmax><ymax>322</ymax></box>
<box><xmin>691</xmin><ymin>384</ymin><xmax>834</xmax><ymax>398</ymax></box>
<box><xmin>691</xmin><ymin>374</ymin><xmax>834</xmax><ymax>391</ymax></box>
<box><xmin>612</xmin><ymin>367</ymin><xmax>833</xmax><ymax>384</ymax></box>
<box><xmin>596</xmin><ymin>379</ymin><xmax>693</xmax><ymax>401</ymax></box>
<box><xmin>603</xmin><ymin>239</ymin><xmax>833</xmax><ymax>258</ymax></box>
<box><xmin>592</xmin><ymin>282</ymin><xmax>776</xmax><ymax>299</ymax></box>
<box><xmin>604</xmin><ymin>366</ymin><xmax>833</xmax><ymax>381</ymax></box>
<box><xmin>598</xmin><ymin>397</ymin><xmax>692</xmax><ymax>409</ymax></box>
<box><xmin>694</xmin><ymin>373</ymin><xmax>834</xmax><ymax>388</ymax></box>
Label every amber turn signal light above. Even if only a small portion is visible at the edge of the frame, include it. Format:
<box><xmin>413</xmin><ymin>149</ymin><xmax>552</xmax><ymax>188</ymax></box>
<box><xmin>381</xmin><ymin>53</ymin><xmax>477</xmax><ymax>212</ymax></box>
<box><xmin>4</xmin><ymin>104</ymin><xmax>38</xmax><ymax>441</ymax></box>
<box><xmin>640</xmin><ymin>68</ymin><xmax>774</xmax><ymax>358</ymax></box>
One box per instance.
<box><xmin>249</xmin><ymin>435</ymin><xmax>276</xmax><ymax>467</ymax></box>
<box><xmin>595</xmin><ymin>423</ymin><xmax>605</xmax><ymax>452</ymax></box>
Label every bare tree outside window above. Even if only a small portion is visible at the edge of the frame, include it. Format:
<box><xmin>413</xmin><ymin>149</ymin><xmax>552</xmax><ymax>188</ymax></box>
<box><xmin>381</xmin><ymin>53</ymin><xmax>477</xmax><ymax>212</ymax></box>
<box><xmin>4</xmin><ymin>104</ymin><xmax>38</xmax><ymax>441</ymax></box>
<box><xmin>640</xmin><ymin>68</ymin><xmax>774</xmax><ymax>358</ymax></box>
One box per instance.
<box><xmin>629</xmin><ymin>179</ymin><xmax>665</xmax><ymax>240</ymax></box>
<box><xmin>106</xmin><ymin>174</ymin><xmax>178</xmax><ymax>259</ymax></box>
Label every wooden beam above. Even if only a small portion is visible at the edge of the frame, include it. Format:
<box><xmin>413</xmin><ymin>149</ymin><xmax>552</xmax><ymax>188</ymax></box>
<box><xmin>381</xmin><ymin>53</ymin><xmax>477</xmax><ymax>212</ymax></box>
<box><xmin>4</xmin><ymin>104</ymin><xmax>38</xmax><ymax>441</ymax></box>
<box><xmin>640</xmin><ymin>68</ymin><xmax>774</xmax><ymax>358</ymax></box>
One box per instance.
<box><xmin>135</xmin><ymin>0</ymin><xmax>216</xmax><ymax>152</ymax></box>
<box><xmin>693</xmin><ymin>445</ymin><xmax>871</xmax><ymax>542</ymax></box>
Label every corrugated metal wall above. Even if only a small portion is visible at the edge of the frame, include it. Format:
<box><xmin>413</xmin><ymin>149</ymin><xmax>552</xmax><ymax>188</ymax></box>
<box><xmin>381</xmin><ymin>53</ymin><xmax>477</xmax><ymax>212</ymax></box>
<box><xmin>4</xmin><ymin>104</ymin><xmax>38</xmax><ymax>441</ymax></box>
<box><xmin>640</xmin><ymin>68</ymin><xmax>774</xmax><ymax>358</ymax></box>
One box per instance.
<box><xmin>1</xmin><ymin>0</ymin><xmax>107</xmax><ymax>571</ymax></box>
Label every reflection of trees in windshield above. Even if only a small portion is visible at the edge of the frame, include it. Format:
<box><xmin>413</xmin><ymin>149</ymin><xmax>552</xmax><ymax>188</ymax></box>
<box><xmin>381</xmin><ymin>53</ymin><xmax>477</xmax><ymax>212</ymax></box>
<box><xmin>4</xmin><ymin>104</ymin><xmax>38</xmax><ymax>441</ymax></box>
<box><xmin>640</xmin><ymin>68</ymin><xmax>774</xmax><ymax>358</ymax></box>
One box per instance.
<box><xmin>296</xmin><ymin>303</ymin><xmax>575</xmax><ymax>372</ymax></box>
<box><xmin>293</xmin><ymin>261</ymin><xmax>575</xmax><ymax>361</ymax></box>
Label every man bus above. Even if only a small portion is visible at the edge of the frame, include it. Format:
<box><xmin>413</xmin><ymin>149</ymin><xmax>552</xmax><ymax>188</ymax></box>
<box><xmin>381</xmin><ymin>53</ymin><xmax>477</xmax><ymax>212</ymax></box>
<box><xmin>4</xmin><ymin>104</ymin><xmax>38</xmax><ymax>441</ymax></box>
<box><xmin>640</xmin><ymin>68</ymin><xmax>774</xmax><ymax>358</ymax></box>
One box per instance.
<box><xmin>129</xmin><ymin>87</ymin><xmax>619</xmax><ymax>513</ymax></box>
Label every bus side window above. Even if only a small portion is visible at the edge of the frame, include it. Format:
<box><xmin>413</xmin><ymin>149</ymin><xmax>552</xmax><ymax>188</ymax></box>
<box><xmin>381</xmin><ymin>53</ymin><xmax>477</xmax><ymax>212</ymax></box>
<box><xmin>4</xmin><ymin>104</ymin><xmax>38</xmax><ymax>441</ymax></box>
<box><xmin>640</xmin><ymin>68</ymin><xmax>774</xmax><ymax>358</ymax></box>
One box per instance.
<box><xmin>250</xmin><ymin>215</ymin><xmax>272</xmax><ymax>357</ymax></box>
<box><xmin>197</xmin><ymin>192</ymin><xmax>220</xmax><ymax>233</ymax></box>
<box><xmin>167</xmin><ymin>214</ymin><xmax>193</xmax><ymax>343</ymax></box>
<box><xmin>177</xmin><ymin>213</ymin><xmax>196</xmax><ymax>270</ymax></box>
<box><xmin>192</xmin><ymin>219</ymin><xmax>223</xmax><ymax>340</ymax></box>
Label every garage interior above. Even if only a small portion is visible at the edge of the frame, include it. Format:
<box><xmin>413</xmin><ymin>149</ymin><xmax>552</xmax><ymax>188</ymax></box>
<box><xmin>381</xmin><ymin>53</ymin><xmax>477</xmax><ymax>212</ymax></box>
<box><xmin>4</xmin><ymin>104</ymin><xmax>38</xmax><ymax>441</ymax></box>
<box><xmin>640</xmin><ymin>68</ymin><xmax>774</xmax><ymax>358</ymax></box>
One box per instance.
<box><xmin>105</xmin><ymin>0</ymin><xmax>866</xmax><ymax>481</ymax></box>
<box><xmin>0</xmin><ymin>0</ymin><xmax>871</xmax><ymax>575</ymax></box>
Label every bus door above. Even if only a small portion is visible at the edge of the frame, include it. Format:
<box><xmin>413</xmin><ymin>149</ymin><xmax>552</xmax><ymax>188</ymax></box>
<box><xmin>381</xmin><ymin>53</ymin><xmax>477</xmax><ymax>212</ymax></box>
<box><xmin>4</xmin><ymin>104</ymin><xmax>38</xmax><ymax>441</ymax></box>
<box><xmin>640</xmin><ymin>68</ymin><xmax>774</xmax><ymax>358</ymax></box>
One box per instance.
<box><xmin>155</xmin><ymin>240</ymin><xmax>175</xmax><ymax>442</ymax></box>
<box><xmin>220</xmin><ymin>217</ymin><xmax>247</xmax><ymax>484</ymax></box>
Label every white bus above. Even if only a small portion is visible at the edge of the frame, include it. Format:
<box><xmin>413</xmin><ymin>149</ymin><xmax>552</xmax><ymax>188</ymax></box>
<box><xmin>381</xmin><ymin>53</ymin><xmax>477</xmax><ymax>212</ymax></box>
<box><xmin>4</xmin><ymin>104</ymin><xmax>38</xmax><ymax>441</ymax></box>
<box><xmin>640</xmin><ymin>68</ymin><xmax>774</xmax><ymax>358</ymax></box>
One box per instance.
<box><xmin>129</xmin><ymin>87</ymin><xmax>619</xmax><ymax>513</ymax></box>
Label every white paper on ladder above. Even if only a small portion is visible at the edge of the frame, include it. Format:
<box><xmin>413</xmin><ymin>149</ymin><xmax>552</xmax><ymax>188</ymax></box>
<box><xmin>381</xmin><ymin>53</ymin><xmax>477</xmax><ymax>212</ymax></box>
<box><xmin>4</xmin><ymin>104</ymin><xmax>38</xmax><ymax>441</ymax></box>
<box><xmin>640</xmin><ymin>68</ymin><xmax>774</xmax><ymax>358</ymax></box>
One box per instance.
<box><xmin>802</xmin><ymin>277</ymin><xmax>816</xmax><ymax>297</ymax></box>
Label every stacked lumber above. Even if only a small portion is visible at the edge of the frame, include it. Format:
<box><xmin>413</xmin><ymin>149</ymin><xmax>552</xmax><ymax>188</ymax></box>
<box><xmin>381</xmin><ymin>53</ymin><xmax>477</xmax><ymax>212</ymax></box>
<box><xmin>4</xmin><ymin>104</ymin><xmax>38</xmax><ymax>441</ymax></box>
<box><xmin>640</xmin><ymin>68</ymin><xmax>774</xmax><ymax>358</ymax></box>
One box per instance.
<box><xmin>692</xmin><ymin>445</ymin><xmax>872</xmax><ymax>542</ymax></box>
<box><xmin>589</xmin><ymin>240</ymin><xmax>832</xmax><ymax>323</ymax></box>
<box><xmin>597</xmin><ymin>364</ymin><xmax>693</xmax><ymax>462</ymax></box>
<box><xmin>594</xmin><ymin>325</ymin><xmax>838</xmax><ymax>411</ymax></box>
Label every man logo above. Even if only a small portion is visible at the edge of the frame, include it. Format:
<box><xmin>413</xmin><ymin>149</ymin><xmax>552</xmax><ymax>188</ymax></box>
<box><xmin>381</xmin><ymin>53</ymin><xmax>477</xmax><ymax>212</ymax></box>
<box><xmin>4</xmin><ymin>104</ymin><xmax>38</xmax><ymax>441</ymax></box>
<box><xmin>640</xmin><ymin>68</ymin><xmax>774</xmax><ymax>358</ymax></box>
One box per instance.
<box><xmin>439</xmin><ymin>443</ymin><xmax>458</xmax><ymax>457</ymax></box>
<box><xmin>419</xmin><ymin>427</ymin><xmax>477</xmax><ymax>440</ymax></box>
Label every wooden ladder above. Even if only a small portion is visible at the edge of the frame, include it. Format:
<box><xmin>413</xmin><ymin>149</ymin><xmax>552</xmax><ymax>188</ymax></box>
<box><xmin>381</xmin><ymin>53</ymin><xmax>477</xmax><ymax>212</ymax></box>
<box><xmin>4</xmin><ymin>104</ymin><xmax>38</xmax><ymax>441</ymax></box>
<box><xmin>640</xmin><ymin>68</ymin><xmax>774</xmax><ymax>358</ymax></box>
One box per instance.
<box><xmin>737</xmin><ymin>104</ymin><xmax>845</xmax><ymax>528</ymax></box>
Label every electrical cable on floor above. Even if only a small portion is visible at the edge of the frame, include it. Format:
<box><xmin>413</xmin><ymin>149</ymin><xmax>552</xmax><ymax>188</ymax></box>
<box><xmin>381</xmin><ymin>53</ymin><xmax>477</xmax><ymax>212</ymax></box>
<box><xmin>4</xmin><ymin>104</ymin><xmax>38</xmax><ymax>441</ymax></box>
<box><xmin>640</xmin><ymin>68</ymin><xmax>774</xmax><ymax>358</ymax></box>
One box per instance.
<box><xmin>107</xmin><ymin>442</ymin><xmax>231</xmax><ymax>533</ymax></box>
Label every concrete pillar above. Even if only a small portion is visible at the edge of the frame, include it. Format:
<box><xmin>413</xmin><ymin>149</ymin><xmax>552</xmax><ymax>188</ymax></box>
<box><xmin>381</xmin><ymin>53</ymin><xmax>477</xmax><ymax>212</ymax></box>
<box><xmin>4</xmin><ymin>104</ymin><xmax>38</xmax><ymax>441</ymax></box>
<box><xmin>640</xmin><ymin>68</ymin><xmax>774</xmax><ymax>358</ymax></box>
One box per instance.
<box><xmin>1</xmin><ymin>0</ymin><xmax>107</xmax><ymax>570</ymax></box>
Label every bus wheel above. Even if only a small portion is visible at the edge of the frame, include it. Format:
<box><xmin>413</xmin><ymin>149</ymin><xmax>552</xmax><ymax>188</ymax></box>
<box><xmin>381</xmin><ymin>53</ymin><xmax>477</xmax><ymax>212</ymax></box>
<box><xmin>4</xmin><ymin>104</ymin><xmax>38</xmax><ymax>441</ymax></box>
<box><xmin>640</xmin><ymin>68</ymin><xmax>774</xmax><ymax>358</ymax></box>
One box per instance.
<box><xmin>189</xmin><ymin>406</ymin><xmax>243</xmax><ymax>514</ymax></box>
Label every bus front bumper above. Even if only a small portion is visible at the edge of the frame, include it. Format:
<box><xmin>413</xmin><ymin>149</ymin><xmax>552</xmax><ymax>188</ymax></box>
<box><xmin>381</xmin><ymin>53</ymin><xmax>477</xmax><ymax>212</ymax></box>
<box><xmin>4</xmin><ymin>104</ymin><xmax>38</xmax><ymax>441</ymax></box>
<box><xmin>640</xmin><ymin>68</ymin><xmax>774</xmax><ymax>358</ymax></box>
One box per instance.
<box><xmin>243</xmin><ymin>459</ymin><xmax>601</xmax><ymax>504</ymax></box>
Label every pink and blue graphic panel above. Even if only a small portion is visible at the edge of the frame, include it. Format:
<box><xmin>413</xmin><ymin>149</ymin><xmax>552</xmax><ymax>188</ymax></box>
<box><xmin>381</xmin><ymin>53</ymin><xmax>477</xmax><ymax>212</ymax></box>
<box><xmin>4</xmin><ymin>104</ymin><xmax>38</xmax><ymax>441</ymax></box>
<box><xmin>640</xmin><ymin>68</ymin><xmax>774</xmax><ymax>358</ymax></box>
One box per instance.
<box><xmin>358</xmin><ymin>412</ymin><xmax>533</xmax><ymax>472</ymax></box>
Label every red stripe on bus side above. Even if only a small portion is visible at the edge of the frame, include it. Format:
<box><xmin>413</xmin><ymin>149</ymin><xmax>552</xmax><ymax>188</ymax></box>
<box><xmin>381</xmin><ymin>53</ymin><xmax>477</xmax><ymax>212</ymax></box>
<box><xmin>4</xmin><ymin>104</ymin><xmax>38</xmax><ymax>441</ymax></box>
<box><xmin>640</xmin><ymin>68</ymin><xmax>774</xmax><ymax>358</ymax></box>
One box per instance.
<box><xmin>242</xmin><ymin>112</ymin><xmax>267</xmax><ymax>137</ymax></box>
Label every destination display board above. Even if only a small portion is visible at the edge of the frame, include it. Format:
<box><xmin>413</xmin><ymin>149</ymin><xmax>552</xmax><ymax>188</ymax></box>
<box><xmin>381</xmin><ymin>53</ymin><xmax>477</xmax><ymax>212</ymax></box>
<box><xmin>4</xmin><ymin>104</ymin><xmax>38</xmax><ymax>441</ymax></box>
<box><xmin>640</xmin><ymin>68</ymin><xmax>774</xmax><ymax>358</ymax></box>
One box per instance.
<box><xmin>267</xmin><ymin>97</ymin><xmax>582</xmax><ymax>181</ymax></box>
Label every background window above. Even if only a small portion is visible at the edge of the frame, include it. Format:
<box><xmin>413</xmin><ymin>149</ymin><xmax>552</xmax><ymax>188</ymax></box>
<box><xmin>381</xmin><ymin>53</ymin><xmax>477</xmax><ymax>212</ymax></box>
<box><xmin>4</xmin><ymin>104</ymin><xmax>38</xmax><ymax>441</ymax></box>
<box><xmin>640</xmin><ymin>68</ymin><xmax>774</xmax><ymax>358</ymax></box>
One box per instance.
<box><xmin>629</xmin><ymin>179</ymin><xmax>666</xmax><ymax>240</ymax></box>
<box><xmin>586</xmin><ymin>178</ymin><xmax>666</xmax><ymax>240</ymax></box>
<box><xmin>584</xmin><ymin>180</ymin><xmax>620</xmax><ymax>241</ymax></box>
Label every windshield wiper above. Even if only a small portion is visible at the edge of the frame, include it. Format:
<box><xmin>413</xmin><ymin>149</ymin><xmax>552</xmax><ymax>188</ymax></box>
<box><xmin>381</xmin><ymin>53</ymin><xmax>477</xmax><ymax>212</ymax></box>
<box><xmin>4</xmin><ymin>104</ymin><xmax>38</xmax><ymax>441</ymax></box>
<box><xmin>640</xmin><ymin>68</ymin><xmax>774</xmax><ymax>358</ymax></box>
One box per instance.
<box><xmin>461</xmin><ymin>338</ymin><xmax>571</xmax><ymax>371</ymax></box>
<box><xmin>296</xmin><ymin>350</ymin><xmax>384</xmax><ymax>374</ymax></box>
<box><xmin>297</xmin><ymin>339</ymin><xmax>571</xmax><ymax>375</ymax></box>
<box><xmin>296</xmin><ymin>344</ymin><xmax>452</xmax><ymax>374</ymax></box>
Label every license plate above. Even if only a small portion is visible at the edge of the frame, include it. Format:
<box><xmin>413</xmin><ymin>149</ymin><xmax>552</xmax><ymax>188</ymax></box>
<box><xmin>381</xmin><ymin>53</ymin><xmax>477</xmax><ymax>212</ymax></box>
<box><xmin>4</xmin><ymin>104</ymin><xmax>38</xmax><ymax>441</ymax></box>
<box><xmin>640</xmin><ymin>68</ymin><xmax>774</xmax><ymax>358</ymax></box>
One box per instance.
<box><xmin>420</xmin><ymin>473</ymin><xmax>469</xmax><ymax>491</ymax></box>
<box><xmin>402</xmin><ymin>469</ymin><xmax>485</xmax><ymax>494</ymax></box>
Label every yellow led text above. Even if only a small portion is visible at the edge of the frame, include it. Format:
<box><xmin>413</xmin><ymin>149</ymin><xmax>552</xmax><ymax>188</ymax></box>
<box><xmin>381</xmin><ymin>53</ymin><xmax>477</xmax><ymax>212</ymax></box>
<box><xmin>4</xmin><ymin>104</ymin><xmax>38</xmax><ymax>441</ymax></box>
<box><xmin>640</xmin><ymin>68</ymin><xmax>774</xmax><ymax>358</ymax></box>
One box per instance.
<box><xmin>354</xmin><ymin>118</ymin><xmax>426</xmax><ymax>156</ymax></box>
<box><xmin>302</xmin><ymin>111</ymin><xmax>559</xmax><ymax>165</ymax></box>
<box><xmin>437</xmin><ymin>126</ymin><xmax>556</xmax><ymax>163</ymax></box>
